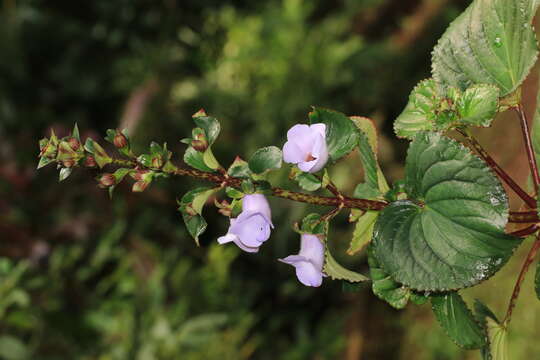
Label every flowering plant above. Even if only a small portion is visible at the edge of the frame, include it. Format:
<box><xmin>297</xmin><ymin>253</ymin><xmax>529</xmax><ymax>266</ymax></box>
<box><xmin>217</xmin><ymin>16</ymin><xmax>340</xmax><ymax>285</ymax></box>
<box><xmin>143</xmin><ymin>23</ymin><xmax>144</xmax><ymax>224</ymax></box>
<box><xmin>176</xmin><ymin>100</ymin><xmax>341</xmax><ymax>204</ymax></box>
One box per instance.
<box><xmin>37</xmin><ymin>0</ymin><xmax>540</xmax><ymax>357</ymax></box>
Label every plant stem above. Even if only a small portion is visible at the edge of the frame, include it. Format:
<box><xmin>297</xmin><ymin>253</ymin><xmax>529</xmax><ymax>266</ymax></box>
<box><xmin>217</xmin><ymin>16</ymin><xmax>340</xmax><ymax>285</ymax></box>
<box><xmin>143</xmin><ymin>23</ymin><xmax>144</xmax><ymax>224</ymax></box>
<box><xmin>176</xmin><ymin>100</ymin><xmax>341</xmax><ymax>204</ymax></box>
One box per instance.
<box><xmin>516</xmin><ymin>105</ymin><xmax>540</xmax><ymax>194</ymax></box>
<box><xmin>503</xmin><ymin>233</ymin><xmax>540</xmax><ymax>326</ymax></box>
<box><xmin>509</xmin><ymin>224</ymin><xmax>539</xmax><ymax>237</ymax></box>
<box><xmin>110</xmin><ymin>159</ymin><xmax>388</xmax><ymax>211</ymax></box>
<box><xmin>508</xmin><ymin>211</ymin><xmax>540</xmax><ymax>223</ymax></box>
<box><xmin>457</xmin><ymin>128</ymin><xmax>536</xmax><ymax>209</ymax></box>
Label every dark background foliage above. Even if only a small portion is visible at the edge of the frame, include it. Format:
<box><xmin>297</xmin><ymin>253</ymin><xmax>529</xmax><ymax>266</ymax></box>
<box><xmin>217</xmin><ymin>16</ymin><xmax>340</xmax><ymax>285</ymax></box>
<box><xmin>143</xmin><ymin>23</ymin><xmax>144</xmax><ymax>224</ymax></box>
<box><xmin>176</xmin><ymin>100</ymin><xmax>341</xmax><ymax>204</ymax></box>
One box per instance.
<box><xmin>1</xmin><ymin>0</ymin><xmax>539</xmax><ymax>359</ymax></box>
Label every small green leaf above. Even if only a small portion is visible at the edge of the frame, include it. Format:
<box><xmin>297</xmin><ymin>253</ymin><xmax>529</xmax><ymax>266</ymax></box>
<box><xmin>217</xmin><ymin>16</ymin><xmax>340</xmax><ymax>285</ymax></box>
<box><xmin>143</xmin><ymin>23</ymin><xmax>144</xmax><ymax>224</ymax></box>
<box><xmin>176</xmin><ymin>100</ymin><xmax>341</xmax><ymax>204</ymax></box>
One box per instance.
<box><xmin>37</xmin><ymin>156</ymin><xmax>54</xmax><ymax>169</ymax></box>
<box><xmin>357</xmin><ymin>130</ymin><xmax>379</xmax><ymax>191</ymax></box>
<box><xmin>367</xmin><ymin>245</ymin><xmax>411</xmax><ymax>309</ymax></box>
<box><xmin>394</xmin><ymin>79</ymin><xmax>438</xmax><ymax>139</ymax></box>
<box><xmin>299</xmin><ymin>213</ymin><xmax>327</xmax><ymax>235</ymax></box>
<box><xmin>431</xmin><ymin>292</ymin><xmax>486</xmax><ymax>349</ymax></box>
<box><xmin>225</xmin><ymin>187</ymin><xmax>244</xmax><ymax>199</ymax></box>
<box><xmin>184</xmin><ymin>147</ymin><xmax>214</xmax><ymax>172</ymax></box>
<box><xmin>353</xmin><ymin>183</ymin><xmax>381</xmax><ymax>199</ymax></box>
<box><xmin>347</xmin><ymin>210</ymin><xmax>378</xmax><ymax>255</ymax></box>
<box><xmin>179</xmin><ymin>187</ymin><xmax>219</xmax><ymax>246</ymax></box>
<box><xmin>248</xmin><ymin>146</ymin><xmax>282</xmax><ymax>174</ymax></box>
<box><xmin>309</xmin><ymin>107</ymin><xmax>358</xmax><ymax>162</ymax></box>
<box><xmin>458</xmin><ymin>84</ymin><xmax>500</xmax><ymax>127</ymax></box>
<box><xmin>59</xmin><ymin>167</ymin><xmax>73</xmax><ymax>182</ymax></box>
<box><xmin>227</xmin><ymin>157</ymin><xmax>251</xmax><ymax>178</ymax></box>
<box><xmin>324</xmin><ymin>246</ymin><xmax>369</xmax><ymax>283</ymax></box>
<box><xmin>112</xmin><ymin>168</ymin><xmax>133</xmax><ymax>183</ymax></box>
<box><xmin>432</xmin><ymin>0</ymin><xmax>540</xmax><ymax>96</ymax></box>
<box><xmin>475</xmin><ymin>300</ymin><xmax>508</xmax><ymax>360</ymax></box>
<box><xmin>291</xmin><ymin>168</ymin><xmax>321</xmax><ymax>191</ymax></box>
<box><xmin>72</xmin><ymin>123</ymin><xmax>81</xmax><ymax>141</ymax></box>
<box><xmin>193</xmin><ymin>111</ymin><xmax>221</xmax><ymax>145</ymax></box>
<box><xmin>372</xmin><ymin>132</ymin><xmax>521</xmax><ymax>291</ymax></box>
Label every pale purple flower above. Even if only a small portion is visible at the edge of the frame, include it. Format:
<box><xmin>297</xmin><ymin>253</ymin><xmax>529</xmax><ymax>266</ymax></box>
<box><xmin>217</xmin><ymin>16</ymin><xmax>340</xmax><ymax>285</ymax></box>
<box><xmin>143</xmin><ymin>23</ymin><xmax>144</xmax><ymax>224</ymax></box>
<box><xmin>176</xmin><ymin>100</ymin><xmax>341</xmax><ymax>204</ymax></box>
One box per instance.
<box><xmin>283</xmin><ymin>123</ymin><xmax>328</xmax><ymax>173</ymax></box>
<box><xmin>217</xmin><ymin>194</ymin><xmax>273</xmax><ymax>253</ymax></box>
<box><xmin>279</xmin><ymin>234</ymin><xmax>325</xmax><ymax>287</ymax></box>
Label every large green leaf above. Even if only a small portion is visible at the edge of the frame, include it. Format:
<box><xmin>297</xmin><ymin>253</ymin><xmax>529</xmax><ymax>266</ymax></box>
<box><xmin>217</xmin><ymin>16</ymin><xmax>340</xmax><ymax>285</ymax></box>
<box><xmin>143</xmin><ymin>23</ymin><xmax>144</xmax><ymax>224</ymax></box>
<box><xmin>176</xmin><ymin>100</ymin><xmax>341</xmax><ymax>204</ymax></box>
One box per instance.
<box><xmin>432</xmin><ymin>0</ymin><xmax>539</xmax><ymax>96</ymax></box>
<box><xmin>309</xmin><ymin>107</ymin><xmax>358</xmax><ymax>162</ymax></box>
<box><xmin>431</xmin><ymin>292</ymin><xmax>486</xmax><ymax>349</ymax></box>
<box><xmin>475</xmin><ymin>300</ymin><xmax>508</xmax><ymax>360</ymax></box>
<box><xmin>372</xmin><ymin>132</ymin><xmax>521</xmax><ymax>291</ymax></box>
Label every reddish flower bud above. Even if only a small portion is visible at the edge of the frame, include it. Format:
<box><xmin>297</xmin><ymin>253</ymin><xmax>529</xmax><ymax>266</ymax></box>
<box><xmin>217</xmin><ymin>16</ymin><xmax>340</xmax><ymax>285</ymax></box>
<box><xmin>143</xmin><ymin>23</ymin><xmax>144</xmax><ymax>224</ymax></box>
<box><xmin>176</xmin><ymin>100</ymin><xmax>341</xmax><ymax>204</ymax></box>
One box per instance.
<box><xmin>84</xmin><ymin>155</ymin><xmax>97</xmax><ymax>168</ymax></box>
<box><xmin>191</xmin><ymin>139</ymin><xmax>208</xmax><ymax>152</ymax></box>
<box><xmin>99</xmin><ymin>173</ymin><xmax>116</xmax><ymax>187</ymax></box>
<box><xmin>151</xmin><ymin>157</ymin><xmax>163</xmax><ymax>169</ymax></box>
<box><xmin>132</xmin><ymin>180</ymin><xmax>149</xmax><ymax>192</ymax></box>
<box><xmin>113</xmin><ymin>132</ymin><xmax>128</xmax><ymax>148</ymax></box>
<box><xmin>62</xmin><ymin>159</ymin><xmax>75</xmax><ymax>168</ymax></box>
<box><xmin>68</xmin><ymin>137</ymin><xmax>80</xmax><ymax>151</ymax></box>
<box><xmin>132</xmin><ymin>170</ymin><xmax>149</xmax><ymax>181</ymax></box>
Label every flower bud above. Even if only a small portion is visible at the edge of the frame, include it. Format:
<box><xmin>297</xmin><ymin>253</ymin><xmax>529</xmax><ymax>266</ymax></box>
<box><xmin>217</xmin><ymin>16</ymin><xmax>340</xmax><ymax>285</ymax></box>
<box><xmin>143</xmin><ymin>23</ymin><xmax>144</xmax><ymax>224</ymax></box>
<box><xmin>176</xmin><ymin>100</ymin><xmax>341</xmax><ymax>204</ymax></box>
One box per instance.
<box><xmin>132</xmin><ymin>180</ymin><xmax>149</xmax><ymax>192</ymax></box>
<box><xmin>98</xmin><ymin>173</ymin><xmax>116</xmax><ymax>187</ymax></box>
<box><xmin>62</xmin><ymin>159</ymin><xmax>75</xmax><ymax>168</ymax></box>
<box><xmin>113</xmin><ymin>132</ymin><xmax>128</xmax><ymax>148</ymax></box>
<box><xmin>68</xmin><ymin>137</ymin><xmax>80</xmax><ymax>151</ymax></box>
<box><xmin>84</xmin><ymin>155</ymin><xmax>97</xmax><ymax>168</ymax></box>
<box><xmin>151</xmin><ymin>156</ymin><xmax>163</xmax><ymax>169</ymax></box>
<box><xmin>191</xmin><ymin>139</ymin><xmax>208</xmax><ymax>152</ymax></box>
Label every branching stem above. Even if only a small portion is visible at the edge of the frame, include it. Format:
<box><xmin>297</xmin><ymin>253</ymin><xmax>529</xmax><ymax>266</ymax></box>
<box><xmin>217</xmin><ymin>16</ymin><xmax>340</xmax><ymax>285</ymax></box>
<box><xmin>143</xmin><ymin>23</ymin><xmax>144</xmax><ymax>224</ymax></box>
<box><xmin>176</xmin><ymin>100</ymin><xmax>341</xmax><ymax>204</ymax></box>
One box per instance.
<box><xmin>457</xmin><ymin>128</ymin><xmax>536</xmax><ymax>208</ymax></box>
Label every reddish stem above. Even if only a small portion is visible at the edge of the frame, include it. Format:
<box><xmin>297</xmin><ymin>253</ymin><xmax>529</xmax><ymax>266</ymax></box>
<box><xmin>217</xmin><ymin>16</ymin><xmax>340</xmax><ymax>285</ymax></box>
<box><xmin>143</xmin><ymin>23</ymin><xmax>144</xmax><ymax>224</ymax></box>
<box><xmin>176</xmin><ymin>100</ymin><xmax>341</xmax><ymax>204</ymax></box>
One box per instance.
<box><xmin>516</xmin><ymin>105</ymin><xmax>540</xmax><ymax>194</ymax></box>
<box><xmin>503</xmin><ymin>233</ymin><xmax>540</xmax><ymax>325</ymax></box>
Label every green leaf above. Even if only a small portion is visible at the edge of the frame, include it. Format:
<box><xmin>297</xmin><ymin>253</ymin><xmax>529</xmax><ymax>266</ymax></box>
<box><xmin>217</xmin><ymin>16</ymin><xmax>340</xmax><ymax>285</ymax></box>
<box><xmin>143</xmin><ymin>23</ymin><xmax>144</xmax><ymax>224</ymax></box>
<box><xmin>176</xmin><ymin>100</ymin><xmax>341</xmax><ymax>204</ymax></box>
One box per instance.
<box><xmin>394</xmin><ymin>79</ymin><xmax>438</xmax><ymax>139</ymax></box>
<box><xmin>367</xmin><ymin>245</ymin><xmax>411</xmax><ymax>309</ymax></box>
<box><xmin>431</xmin><ymin>292</ymin><xmax>486</xmax><ymax>349</ymax></box>
<box><xmin>0</xmin><ymin>335</ymin><xmax>30</xmax><ymax>360</ymax></box>
<box><xmin>84</xmin><ymin>138</ymin><xmax>111</xmax><ymax>168</ymax></box>
<box><xmin>248</xmin><ymin>146</ymin><xmax>282</xmax><ymax>174</ymax></box>
<box><xmin>193</xmin><ymin>113</ymin><xmax>220</xmax><ymax>145</ymax></box>
<box><xmin>309</xmin><ymin>107</ymin><xmax>358</xmax><ymax>162</ymax></box>
<box><xmin>475</xmin><ymin>300</ymin><xmax>508</xmax><ymax>360</ymax></box>
<box><xmin>178</xmin><ymin>187</ymin><xmax>219</xmax><ymax>246</ymax></box>
<box><xmin>290</xmin><ymin>168</ymin><xmax>321</xmax><ymax>191</ymax></box>
<box><xmin>347</xmin><ymin>210</ymin><xmax>378</xmax><ymax>255</ymax></box>
<box><xmin>324</xmin><ymin>245</ymin><xmax>369</xmax><ymax>283</ymax></box>
<box><xmin>431</xmin><ymin>0</ymin><xmax>540</xmax><ymax>96</ymax></box>
<box><xmin>227</xmin><ymin>157</ymin><xmax>251</xmax><ymax>178</ymax></box>
<box><xmin>372</xmin><ymin>132</ymin><xmax>521</xmax><ymax>291</ymax></box>
<box><xmin>184</xmin><ymin>147</ymin><xmax>215</xmax><ymax>172</ymax></box>
<box><xmin>458</xmin><ymin>84</ymin><xmax>500</xmax><ymax>127</ymax></box>
<box><xmin>37</xmin><ymin>156</ymin><xmax>54</xmax><ymax>169</ymax></box>
<box><xmin>357</xmin><ymin>130</ymin><xmax>379</xmax><ymax>191</ymax></box>
<box><xmin>299</xmin><ymin>213</ymin><xmax>327</xmax><ymax>235</ymax></box>
<box><xmin>59</xmin><ymin>167</ymin><xmax>73</xmax><ymax>182</ymax></box>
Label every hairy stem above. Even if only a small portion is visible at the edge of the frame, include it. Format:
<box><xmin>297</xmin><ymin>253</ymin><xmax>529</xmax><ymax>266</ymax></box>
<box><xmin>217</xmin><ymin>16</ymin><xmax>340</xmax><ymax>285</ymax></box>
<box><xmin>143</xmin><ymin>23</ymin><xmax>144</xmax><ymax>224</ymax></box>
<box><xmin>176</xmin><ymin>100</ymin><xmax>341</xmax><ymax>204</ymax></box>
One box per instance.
<box><xmin>509</xmin><ymin>224</ymin><xmax>539</xmax><ymax>237</ymax></box>
<box><xmin>516</xmin><ymin>105</ymin><xmax>540</xmax><ymax>194</ymax></box>
<box><xmin>503</xmin><ymin>233</ymin><xmax>540</xmax><ymax>326</ymax></box>
<box><xmin>457</xmin><ymin>128</ymin><xmax>536</xmax><ymax>209</ymax></box>
<box><xmin>111</xmin><ymin>159</ymin><xmax>388</xmax><ymax>211</ymax></box>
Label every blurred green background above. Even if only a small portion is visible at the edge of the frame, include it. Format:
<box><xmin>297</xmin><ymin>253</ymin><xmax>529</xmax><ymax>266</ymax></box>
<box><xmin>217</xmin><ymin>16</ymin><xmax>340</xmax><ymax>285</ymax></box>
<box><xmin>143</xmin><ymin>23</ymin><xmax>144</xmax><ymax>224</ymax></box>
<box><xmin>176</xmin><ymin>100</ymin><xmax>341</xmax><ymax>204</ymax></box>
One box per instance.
<box><xmin>1</xmin><ymin>0</ymin><xmax>539</xmax><ymax>359</ymax></box>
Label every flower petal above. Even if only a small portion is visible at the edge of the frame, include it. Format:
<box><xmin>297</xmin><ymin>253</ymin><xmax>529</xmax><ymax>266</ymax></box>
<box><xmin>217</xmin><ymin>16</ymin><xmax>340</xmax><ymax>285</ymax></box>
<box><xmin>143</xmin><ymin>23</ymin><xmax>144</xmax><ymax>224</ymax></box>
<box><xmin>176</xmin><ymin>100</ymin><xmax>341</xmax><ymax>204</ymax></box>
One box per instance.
<box><xmin>310</xmin><ymin>123</ymin><xmax>326</xmax><ymax>138</ymax></box>
<box><xmin>298</xmin><ymin>234</ymin><xmax>325</xmax><ymax>271</ymax></box>
<box><xmin>241</xmin><ymin>194</ymin><xmax>273</xmax><ymax>226</ymax></box>
<box><xmin>298</xmin><ymin>159</ymin><xmax>318</xmax><ymax>172</ymax></box>
<box><xmin>278</xmin><ymin>255</ymin><xmax>308</xmax><ymax>265</ymax></box>
<box><xmin>283</xmin><ymin>141</ymin><xmax>306</xmax><ymax>164</ymax></box>
<box><xmin>231</xmin><ymin>213</ymin><xmax>271</xmax><ymax>247</ymax></box>
<box><xmin>295</xmin><ymin>261</ymin><xmax>323</xmax><ymax>287</ymax></box>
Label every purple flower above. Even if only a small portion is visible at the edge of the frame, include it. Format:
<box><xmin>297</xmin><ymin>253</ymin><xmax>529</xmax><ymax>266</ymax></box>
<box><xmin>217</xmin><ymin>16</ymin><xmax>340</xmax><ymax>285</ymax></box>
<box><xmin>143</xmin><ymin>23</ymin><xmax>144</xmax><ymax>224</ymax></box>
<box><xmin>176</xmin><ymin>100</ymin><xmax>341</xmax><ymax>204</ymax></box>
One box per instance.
<box><xmin>283</xmin><ymin>124</ymin><xmax>328</xmax><ymax>173</ymax></box>
<box><xmin>279</xmin><ymin>234</ymin><xmax>325</xmax><ymax>287</ymax></box>
<box><xmin>217</xmin><ymin>194</ymin><xmax>273</xmax><ymax>253</ymax></box>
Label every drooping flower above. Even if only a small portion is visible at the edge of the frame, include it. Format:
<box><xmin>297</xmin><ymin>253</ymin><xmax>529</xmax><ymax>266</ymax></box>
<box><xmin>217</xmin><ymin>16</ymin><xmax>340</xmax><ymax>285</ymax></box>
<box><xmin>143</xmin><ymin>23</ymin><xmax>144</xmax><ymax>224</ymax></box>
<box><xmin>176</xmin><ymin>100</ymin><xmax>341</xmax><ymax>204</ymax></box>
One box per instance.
<box><xmin>217</xmin><ymin>194</ymin><xmax>273</xmax><ymax>253</ymax></box>
<box><xmin>282</xmin><ymin>123</ymin><xmax>328</xmax><ymax>173</ymax></box>
<box><xmin>279</xmin><ymin>234</ymin><xmax>325</xmax><ymax>287</ymax></box>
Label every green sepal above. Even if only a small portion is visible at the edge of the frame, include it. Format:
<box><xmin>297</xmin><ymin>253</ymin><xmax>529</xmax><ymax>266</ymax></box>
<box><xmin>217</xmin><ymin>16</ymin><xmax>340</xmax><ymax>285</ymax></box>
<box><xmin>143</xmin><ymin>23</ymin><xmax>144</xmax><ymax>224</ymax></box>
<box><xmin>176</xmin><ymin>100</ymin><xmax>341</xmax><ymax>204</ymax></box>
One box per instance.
<box><xmin>474</xmin><ymin>300</ymin><xmax>508</xmax><ymax>360</ymax></box>
<box><xmin>56</xmin><ymin>141</ymin><xmax>79</xmax><ymax>162</ymax></box>
<box><xmin>309</xmin><ymin>107</ymin><xmax>358</xmax><ymax>163</ymax></box>
<box><xmin>372</xmin><ymin>132</ymin><xmax>521</xmax><ymax>291</ymax></box>
<box><xmin>178</xmin><ymin>187</ymin><xmax>219</xmax><ymax>246</ymax></box>
<box><xmin>431</xmin><ymin>292</ymin><xmax>486</xmax><ymax>349</ymax></box>
<box><xmin>367</xmin><ymin>245</ymin><xmax>411</xmax><ymax>309</ymax></box>
<box><xmin>248</xmin><ymin>146</ymin><xmax>282</xmax><ymax>174</ymax></box>
<box><xmin>431</xmin><ymin>0</ymin><xmax>540</xmax><ymax>96</ymax></box>
<box><xmin>84</xmin><ymin>138</ymin><xmax>112</xmax><ymax>168</ymax></box>
<box><xmin>105</xmin><ymin>128</ymin><xmax>133</xmax><ymax>157</ymax></box>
